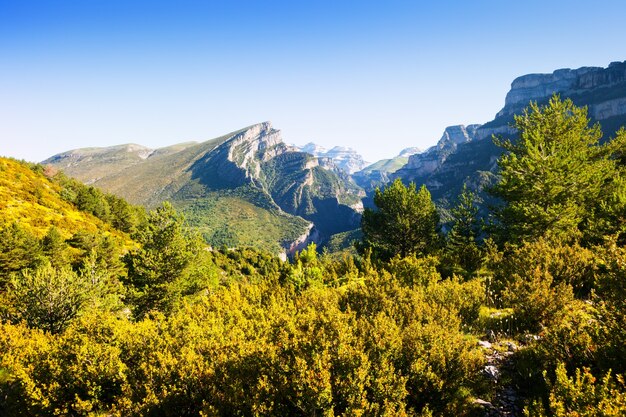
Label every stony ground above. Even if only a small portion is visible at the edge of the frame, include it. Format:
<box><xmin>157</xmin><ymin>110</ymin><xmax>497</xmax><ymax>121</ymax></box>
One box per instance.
<box><xmin>474</xmin><ymin>339</ymin><xmax>523</xmax><ymax>417</ymax></box>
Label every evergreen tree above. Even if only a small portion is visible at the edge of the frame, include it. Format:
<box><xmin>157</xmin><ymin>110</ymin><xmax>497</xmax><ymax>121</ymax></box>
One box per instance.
<box><xmin>123</xmin><ymin>202</ymin><xmax>201</xmax><ymax>318</ymax></box>
<box><xmin>3</xmin><ymin>263</ymin><xmax>92</xmax><ymax>334</ymax></box>
<box><xmin>360</xmin><ymin>179</ymin><xmax>440</xmax><ymax>260</ymax></box>
<box><xmin>41</xmin><ymin>226</ymin><xmax>69</xmax><ymax>269</ymax></box>
<box><xmin>446</xmin><ymin>185</ymin><xmax>483</xmax><ymax>277</ymax></box>
<box><xmin>0</xmin><ymin>223</ymin><xmax>43</xmax><ymax>287</ymax></box>
<box><xmin>490</xmin><ymin>95</ymin><xmax>615</xmax><ymax>245</ymax></box>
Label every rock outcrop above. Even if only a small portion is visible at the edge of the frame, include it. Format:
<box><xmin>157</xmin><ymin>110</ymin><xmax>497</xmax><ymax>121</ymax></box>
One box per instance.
<box><xmin>391</xmin><ymin>60</ymin><xmax>626</xmax><ymax>203</ymax></box>
<box><xmin>393</xmin><ymin>124</ymin><xmax>479</xmax><ymax>182</ymax></box>
<box><xmin>497</xmin><ymin>61</ymin><xmax>626</xmax><ymax>118</ymax></box>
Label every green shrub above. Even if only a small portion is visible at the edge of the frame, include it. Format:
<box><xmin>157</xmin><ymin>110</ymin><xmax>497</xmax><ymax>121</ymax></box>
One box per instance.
<box><xmin>525</xmin><ymin>363</ymin><xmax>626</xmax><ymax>417</ymax></box>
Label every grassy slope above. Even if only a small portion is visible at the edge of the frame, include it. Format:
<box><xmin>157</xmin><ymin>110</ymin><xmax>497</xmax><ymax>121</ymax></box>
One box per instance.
<box><xmin>0</xmin><ymin>157</ymin><xmax>129</xmax><ymax>242</ymax></box>
<box><xmin>359</xmin><ymin>156</ymin><xmax>409</xmax><ymax>175</ymax></box>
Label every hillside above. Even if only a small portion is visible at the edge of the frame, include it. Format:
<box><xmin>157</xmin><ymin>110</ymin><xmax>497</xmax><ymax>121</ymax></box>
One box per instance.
<box><xmin>353</xmin><ymin>147</ymin><xmax>421</xmax><ymax>190</ymax></box>
<box><xmin>44</xmin><ymin>123</ymin><xmax>364</xmax><ymax>255</ymax></box>
<box><xmin>0</xmin><ymin>157</ymin><xmax>132</xmax><ymax>243</ymax></box>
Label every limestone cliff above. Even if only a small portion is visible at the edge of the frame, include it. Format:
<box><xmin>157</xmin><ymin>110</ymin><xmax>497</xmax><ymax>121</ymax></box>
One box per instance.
<box><xmin>391</xmin><ymin>60</ymin><xmax>626</xmax><ymax>203</ymax></box>
<box><xmin>392</xmin><ymin>124</ymin><xmax>480</xmax><ymax>183</ymax></box>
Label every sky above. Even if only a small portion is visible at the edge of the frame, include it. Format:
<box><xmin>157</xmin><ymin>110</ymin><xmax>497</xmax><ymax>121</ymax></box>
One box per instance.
<box><xmin>1</xmin><ymin>0</ymin><xmax>626</xmax><ymax>163</ymax></box>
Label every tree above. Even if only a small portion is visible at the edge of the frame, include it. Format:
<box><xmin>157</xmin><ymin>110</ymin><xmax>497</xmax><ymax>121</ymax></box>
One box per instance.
<box><xmin>0</xmin><ymin>223</ymin><xmax>43</xmax><ymax>287</ymax></box>
<box><xmin>123</xmin><ymin>202</ymin><xmax>201</xmax><ymax>318</ymax></box>
<box><xmin>446</xmin><ymin>185</ymin><xmax>483</xmax><ymax>277</ymax></box>
<box><xmin>2</xmin><ymin>263</ymin><xmax>93</xmax><ymax>334</ymax></box>
<box><xmin>490</xmin><ymin>95</ymin><xmax>616</xmax><ymax>245</ymax></box>
<box><xmin>359</xmin><ymin>179</ymin><xmax>440</xmax><ymax>260</ymax></box>
<box><xmin>41</xmin><ymin>226</ymin><xmax>69</xmax><ymax>269</ymax></box>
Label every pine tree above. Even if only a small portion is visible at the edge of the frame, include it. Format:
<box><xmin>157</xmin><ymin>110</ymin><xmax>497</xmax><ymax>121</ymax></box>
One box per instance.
<box><xmin>490</xmin><ymin>95</ymin><xmax>615</xmax><ymax>245</ymax></box>
<box><xmin>446</xmin><ymin>185</ymin><xmax>483</xmax><ymax>277</ymax></box>
<box><xmin>0</xmin><ymin>223</ymin><xmax>43</xmax><ymax>286</ymax></box>
<box><xmin>360</xmin><ymin>179</ymin><xmax>440</xmax><ymax>260</ymax></box>
<box><xmin>41</xmin><ymin>226</ymin><xmax>69</xmax><ymax>269</ymax></box>
<box><xmin>123</xmin><ymin>202</ymin><xmax>201</xmax><ymax>318</ymax></box>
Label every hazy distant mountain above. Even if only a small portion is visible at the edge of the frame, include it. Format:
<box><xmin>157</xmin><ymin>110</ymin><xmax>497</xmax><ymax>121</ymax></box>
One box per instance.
<box><xmin>295</xmin><ymin>143</ymin><xmax>368</xmax><ymax>174</ymax></box>
<box><xmin>352</xmin><ymin>148</ymin><xmax>422</xmax><ymax>190</ymax></box>
<box><xmin>44</xmin><ymin>122</ymin><xmax>364</xmax><ymax>256</ymax></box>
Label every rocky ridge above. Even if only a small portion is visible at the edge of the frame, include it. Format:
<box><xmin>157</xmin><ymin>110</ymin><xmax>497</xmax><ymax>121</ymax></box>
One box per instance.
<box><xmin>392</xmin><ymin>124</ymin><xmax>480</xmax><ymax>183</ymax></box>
<box><xmin>390</xmin><ymin>60</ymin><xmax>626</xmax><ymax>202</ymax></box>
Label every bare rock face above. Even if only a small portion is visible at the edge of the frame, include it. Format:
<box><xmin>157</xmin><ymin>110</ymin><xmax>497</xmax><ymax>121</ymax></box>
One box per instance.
<box><xmin>497</xmin><ymin>61</ymin><xmax>626</xmax><ymax>119</ymax></box>
<box><xmin>393</xmin><ymin>124</ymin><xmax>479</xmax><ymax>181</ymax></box>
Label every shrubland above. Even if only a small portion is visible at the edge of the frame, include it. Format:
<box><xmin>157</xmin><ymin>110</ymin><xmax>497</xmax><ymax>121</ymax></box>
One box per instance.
<box><xmin>1</xmin><ymin>96</ymin><xmax>626</xmax><ymax>415</ymax></box>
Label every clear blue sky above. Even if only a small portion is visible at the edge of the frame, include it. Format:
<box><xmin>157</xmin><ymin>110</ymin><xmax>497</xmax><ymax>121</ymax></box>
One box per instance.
<box><xmin>1</xmin><ymin>0</ymin><xmax>625</xmax><ymax>163</ymax></box>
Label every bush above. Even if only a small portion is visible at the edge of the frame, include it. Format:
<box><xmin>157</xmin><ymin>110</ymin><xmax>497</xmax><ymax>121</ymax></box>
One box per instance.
<box><xmin>525</xmin><ymin>363</ymin><xmax>626</xmax><ymax>417</ymax></box>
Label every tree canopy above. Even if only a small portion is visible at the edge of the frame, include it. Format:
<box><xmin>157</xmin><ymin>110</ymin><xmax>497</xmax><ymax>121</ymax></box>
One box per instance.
<box><xmin>490</xmin><ymin>95</ymin><xmax>624</xmax><ymax>245</ymax></box>
<box><xmin>359</xmin><ymin>178</ymin><xmax>440</xmax><ymax>260</ymax></box>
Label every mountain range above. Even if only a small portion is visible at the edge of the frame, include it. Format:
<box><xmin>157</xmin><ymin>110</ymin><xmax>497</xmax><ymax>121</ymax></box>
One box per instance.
<box><xmin>44</xmin><ymin>122</ymin><xmax>364</xmax><ymax>256</ymax></box>
<box><xmin>43</xmin><ymin>60</ymin><xmax>626</xmax><ymax>253</ymax></box>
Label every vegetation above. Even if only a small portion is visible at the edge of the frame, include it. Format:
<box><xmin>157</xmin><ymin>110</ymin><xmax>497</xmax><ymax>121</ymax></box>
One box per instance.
<box><xmin>177</xmin><ymin>187</ymin><xmax>311</xmax><ymax>254</ymax></box>
<box><xmin>359</xmin><ymin>178</ymin><xmax>440</xmax><ymax>260</ymax></box>
<box><xmin>489</xmin><ymin>96</ymin><xmax>626</xmax><ymax>245</ymax></box>
<box><xmin>1</xmin><ymin>96</ymin><xmax>626</xmax><ymax>416</ymax></box>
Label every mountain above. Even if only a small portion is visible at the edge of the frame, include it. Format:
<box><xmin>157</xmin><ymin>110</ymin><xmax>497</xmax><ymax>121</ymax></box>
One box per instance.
<box><xmin>44</xmin><ymin>122</ymin><xmax>364</xmax><ymax>256</ymax></box>
<box><xmin>295</xmin><ymin>143</ymin><xmax>368</xmax><ymax>174</ymax></box>
<box><xmin>391</xmin><ymin>60</ymin><xmax>626</xmax><ymax>204</ymax></box>
<box><xmin>352</xmin><ymin>148</ymin><xmax>422</xmax><ymax>190</ymax></box>
<box><xmin>398</xmin><ymin>147</ymin><xmax>422</xmax><ymax>157</ymax></box>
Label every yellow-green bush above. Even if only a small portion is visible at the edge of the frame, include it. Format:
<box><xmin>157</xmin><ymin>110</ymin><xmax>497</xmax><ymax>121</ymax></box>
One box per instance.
<box><xmin>525</xmin><ymin>363</ymin><xmax>626</xmax><ymax>417</ymax></box>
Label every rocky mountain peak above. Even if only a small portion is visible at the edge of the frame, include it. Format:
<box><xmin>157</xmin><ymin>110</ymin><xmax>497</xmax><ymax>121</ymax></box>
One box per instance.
<box><xmin>437</xmin><ymin>125</ymin><xmax>479</xmax><ymax>149</ymax></box>
<box><xmin>225</xmin><ymin>122</ymin><xmax>284</xmax><ymax>168</ymax></box>
<box><xmin>299</xmin><ymin>142</ymin><xmax>328</xmax><ymax>155</ymax></box>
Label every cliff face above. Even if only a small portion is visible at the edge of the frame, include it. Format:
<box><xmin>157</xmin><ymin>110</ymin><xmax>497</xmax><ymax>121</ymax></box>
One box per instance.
<box><xmin>391</xmin><ymin>60</ymin><xmax>626</xmax><ymax>203</ymax></box>
<box><xmin>392</xmin><ymin>124</ymin><xmax>480</xmax><ymax>183</ymax></box>
<box><xmin>498</xmin><ymin>61</ymin><xmax>626</xmax><ymax>118</ymax></box>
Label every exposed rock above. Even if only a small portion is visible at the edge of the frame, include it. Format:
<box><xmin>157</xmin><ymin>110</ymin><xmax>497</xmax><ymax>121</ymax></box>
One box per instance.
<box><xmin>390</xmin><ymin>60</ymin><xmax>626</xmax><ymax>206</ymax></box>
<box><xmin>498</xmin><ymin>61</ymin><xmax>626</xmax><ymax>118</ymax></box>
<box><xmin>478</xmin><ymin>340</ymin><xmax>493</xmax><ymax>349</ymax></box>
<box><xmin>283</xmin><ymin>223</ymin><xmax>320</xmax><ymax>257</ymax></box>
<box><xmin>484</xmin><ymin>365</ymin><xmax>499</xmax><ymax>380</ymax></box>
<box><xmin>473</xmin><ymin>398</ymin><xmax>494</xmax><ymax>408</ymax></box>
<box><xmin>392</xmin><ymin>124</ymin><xmax>479</xmax><ymax>181</ymax></box>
